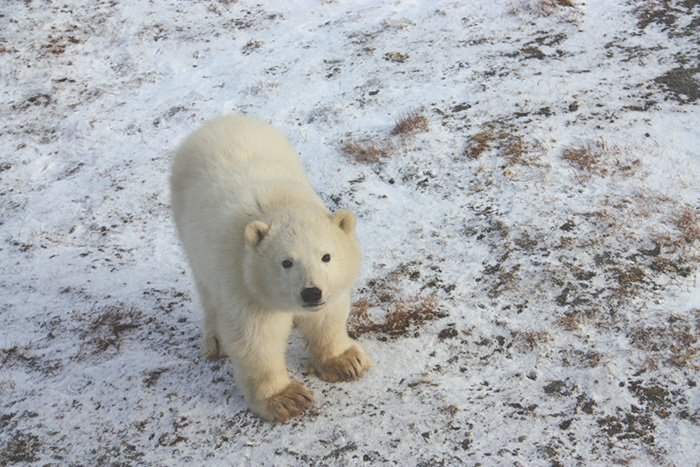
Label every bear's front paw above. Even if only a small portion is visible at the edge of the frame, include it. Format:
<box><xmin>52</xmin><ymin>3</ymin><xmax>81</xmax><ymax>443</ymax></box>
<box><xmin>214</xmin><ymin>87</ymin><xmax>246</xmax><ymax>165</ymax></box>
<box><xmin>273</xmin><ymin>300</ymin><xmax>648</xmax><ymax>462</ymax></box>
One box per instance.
<box><xmin>263</xmin><ymin>382</ymin><xmax>314</xmax><ymax>423</ymax></box>
<box><xmin>311</xmin><ymin>346</ymin><xmax>373</xmax><ymax>383</ymax></box>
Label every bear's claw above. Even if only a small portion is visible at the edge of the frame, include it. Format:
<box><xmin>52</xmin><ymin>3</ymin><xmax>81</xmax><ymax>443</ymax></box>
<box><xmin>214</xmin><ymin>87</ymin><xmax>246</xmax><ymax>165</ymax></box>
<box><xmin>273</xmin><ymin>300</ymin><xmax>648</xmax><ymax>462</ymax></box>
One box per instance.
<box><xmin>311</xmin><ymin>346</ymin><xmax>373</xmax><ymax>383</ymax></box>
<box><xmin>263</xmin><ymin>382</ymin><xmax>314</xmax><ymax>422</ymax></box>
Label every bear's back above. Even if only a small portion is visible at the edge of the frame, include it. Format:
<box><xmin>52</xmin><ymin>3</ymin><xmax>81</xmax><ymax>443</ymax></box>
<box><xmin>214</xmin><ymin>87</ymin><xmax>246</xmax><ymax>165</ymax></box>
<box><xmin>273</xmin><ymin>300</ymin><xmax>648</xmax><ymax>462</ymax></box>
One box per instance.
<box><xmin>171</xmin><ymin>115</ymin><xmax>325</xmax><ymax>246</ymax></box>
<box><xmin>172</xmin><ymin>115</ymin><xmax>309</xmax><ymax>194</ymax></box>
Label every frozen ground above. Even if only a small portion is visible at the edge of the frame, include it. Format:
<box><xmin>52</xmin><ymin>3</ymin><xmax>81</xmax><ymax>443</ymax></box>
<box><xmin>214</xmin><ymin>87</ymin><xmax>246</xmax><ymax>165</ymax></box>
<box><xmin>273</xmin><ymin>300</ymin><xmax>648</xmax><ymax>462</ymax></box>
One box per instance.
<box><xmin>1</xmin><ymin>0</ymin><xmax>700</xmax><ymax>465</ymax></box>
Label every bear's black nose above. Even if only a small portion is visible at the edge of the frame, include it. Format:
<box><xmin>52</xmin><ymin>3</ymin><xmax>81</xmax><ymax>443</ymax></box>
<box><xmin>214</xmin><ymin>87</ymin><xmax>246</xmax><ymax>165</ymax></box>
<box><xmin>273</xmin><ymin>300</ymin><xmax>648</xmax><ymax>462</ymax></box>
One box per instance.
<box><xmin>301</xmin><ymin>287</ymin><xmax>323</xmax><ymax>304</ymax></box>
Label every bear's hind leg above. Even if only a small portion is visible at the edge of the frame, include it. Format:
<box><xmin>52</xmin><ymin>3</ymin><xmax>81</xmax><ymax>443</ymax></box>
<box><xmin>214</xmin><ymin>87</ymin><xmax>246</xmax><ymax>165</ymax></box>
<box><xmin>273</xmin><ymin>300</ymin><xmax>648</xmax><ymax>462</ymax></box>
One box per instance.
<box><xmin>195</xmin><ymin>279</ymin><xmax>222</xmax><ymax>359</ymax></box>
<box><xmin>201</xmin><ymin>334</ymin><xmax>221</xmax><ymax>360</ymax></box>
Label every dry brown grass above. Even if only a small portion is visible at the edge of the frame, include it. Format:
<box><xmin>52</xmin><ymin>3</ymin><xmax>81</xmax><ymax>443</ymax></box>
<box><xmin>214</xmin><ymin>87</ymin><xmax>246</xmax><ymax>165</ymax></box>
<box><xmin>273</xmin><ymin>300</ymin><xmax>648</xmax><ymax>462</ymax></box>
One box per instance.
<box><xmin>574</xmin><ymin>190</ymin><xmax>696</xmax><ymax>255</ymax></box>
<box><xmin>462</xmin><ymin>126</ymin><xmax>544</xmax><ymax>170</ymax></box>
<box><xmin>341</xmin><ymin>139</ymin><xmax>394</xmax><ymax>164</ymax></box>
<box><xmin>512</xmin><ymin>329</ymin><xmax>551</xmax><ymax>351</ymax></box>
<box><xmin>502</xmin><ymin>134</ymin><xmax>531</xmax><ymax>168</ymax></box>
<box><xmin>380</xmin><ymin>17</ymin><xmax>415</xmax><ymax>30</ymax></box>
<box><xmin>342</xmin><ymin>108</ymin><xmax>429</xmax><ymax>164</ymax></box>
<box><xmin>543</xmin><ymin>0</ymin><xmax>575</xmax><ymax>7</ymax></box>
<box><xmin>560</xmin><ymin>139</ymin><xmax>642</xmax><ymax>182</ymax></box>
<box><xmin>555</xmin><ymin>308</ymin><xmax>603</xmax><ymax>331</ymax></box>
<box><xmin>612</xmin><ymin>265</ymin><xmax>646</xmax><ymax>297</ymax></box>
<box><xmin>463</xmin><ymin>129</ymin><xmax>500</xmax><ymax>160</ymax></box>
<box><xmin>509</xmin><ymin>0</ymin><xmax>578</xmax><ymax>17</ymax></box>
<box><xmin>0</xmin><ymin>341</ymin><xmax>63</xmax><ymax>375</ymax></box>
<box><xmin>487</xmin><ymin>264</ymin><xmax>522</xmax><ymax>299</ymax></box>
<box><xmin>1</xmin><ymin>342</ymin><xmax>36</xmax><ymax>367</ymax></box>
<box><xmin>348</xmin><ymin>264</ymin><xmax>446</xmax><ymax>338</ymax></box>
<box><xmin>384</xmin><ymin>52</ymin><xmax>409</xmax><ymax>62</ymax></box>
<box><xmin>619</xmin><ymin>195</ymin><xmax>700</xmax><ymax>257</ymax></box>
<box><xmin>0</xmin><ymin>428</ymin><xmax>41</xmax><ymax>466</ymax></box>
<box><xmin>74</xmin><ymin>303</ymin><xmax>142</xmax><ymax>355</ymax></box>
<box><xmin>559</xmin><ymin>347</ymin><xmax>603</xmax><ymax>368</ymax></box>
<box><xmin>633</xmin><ymin>0</ymin><xmax>672</xmax><ymax>28</ymax></box>
<box><xmin>673</xmin><ymin>207</ymin><xmax>700</xmax><ymax>245</ymax></box>
<box><xmin>561</xmin><ymin>140</ymin><xmax>611</xmax><ymax>179</ymax></box>
<box><xmin>244</xmin><ymin>80</ymin><xmax>280</xmax><ymax>96</ymax></box>
<box><xmin>349</xmin><ymin>293</ymin><xmax>442</xmax><ymax>338</ymax></box>
<box><xmin>391</xmin><ymin>108</ymin><xmax>429</xmax><ymax>137</ymax></box>
<box><xmin>629</xmin><ymin>311</ymin><xmax>700</xmax><ymax>369</ymax></box>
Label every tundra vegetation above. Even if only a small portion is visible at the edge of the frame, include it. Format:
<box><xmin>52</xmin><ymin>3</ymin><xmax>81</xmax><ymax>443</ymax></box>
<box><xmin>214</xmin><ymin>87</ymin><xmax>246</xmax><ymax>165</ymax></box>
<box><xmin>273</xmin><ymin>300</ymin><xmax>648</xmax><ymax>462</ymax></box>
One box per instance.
<box><xmin>1</xmin><ymin>0</ymin><xmax>699</xmax><ymax>465</ymax></box>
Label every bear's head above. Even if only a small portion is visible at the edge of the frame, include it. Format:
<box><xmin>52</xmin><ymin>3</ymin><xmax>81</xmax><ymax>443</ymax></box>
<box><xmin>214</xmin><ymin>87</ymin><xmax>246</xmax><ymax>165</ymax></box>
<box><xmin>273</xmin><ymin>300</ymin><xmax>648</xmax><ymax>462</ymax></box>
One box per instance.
<box><xmin>242</xmin><ymin>209</ymin><xmax>360</xmax><ymax>312</ymax></box>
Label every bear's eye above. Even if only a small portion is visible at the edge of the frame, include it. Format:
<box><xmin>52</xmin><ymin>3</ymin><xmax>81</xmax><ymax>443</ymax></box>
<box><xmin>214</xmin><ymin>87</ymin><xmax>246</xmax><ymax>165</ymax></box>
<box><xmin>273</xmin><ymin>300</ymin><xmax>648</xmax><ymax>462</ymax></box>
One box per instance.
<box><xmin>322</xmin><ymin>254</ymin><xmax>331</xmax><ymax>263</ymax></box>
<box><xmin>282</xmin><ymin>260</ymin><xmax>293</xmax><ymax>269</ymax></box>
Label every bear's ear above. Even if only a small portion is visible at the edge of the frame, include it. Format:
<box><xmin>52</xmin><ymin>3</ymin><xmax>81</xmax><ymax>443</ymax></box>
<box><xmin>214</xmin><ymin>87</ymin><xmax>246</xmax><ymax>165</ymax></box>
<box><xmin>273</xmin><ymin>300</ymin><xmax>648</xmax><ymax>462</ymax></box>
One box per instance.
<box><xmin>330</xmin><ymin>209</ymin><xmax>356</xmax><ymax>234</ymax></box>
<box><xmin>245</xmin><ymin>221</ymin><xmax>270</xmax><ymax>247</ymax></box>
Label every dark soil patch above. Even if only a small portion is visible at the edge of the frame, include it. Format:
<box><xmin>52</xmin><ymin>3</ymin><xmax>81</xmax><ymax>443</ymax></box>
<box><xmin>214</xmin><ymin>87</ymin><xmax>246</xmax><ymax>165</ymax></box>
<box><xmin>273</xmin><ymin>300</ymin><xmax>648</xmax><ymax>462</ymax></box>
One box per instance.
<box><xmin>655</xmin><ymin>67</ymin><xmax>700</xmax><ymax>103</ymax></box>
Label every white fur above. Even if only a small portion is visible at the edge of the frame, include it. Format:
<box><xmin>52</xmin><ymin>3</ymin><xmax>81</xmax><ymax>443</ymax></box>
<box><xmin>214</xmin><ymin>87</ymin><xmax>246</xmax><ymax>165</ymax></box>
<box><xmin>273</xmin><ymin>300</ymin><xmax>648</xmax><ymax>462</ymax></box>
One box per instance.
<box><xmin>170</xmin><ymin>115</ymin><xmax>372</xmax><ymax>422</ymax></box>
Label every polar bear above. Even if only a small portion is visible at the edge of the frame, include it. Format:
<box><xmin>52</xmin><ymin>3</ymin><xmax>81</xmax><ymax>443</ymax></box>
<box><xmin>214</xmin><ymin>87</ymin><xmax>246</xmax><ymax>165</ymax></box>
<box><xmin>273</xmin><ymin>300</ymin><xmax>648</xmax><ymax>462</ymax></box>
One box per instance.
<box><xmin>170</xmin><ymin>115</ymin><xmax>372</xmax><ymax>422</ymax></box>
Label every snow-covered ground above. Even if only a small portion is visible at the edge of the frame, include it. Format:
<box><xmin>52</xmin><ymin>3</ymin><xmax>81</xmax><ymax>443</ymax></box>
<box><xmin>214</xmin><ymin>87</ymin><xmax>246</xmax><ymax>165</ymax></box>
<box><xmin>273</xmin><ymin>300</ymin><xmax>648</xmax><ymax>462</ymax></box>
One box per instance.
<box><xmin>2</xmin><ymin>0</ymin><xmax>700</xmax><ymax>464</ymax></box>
